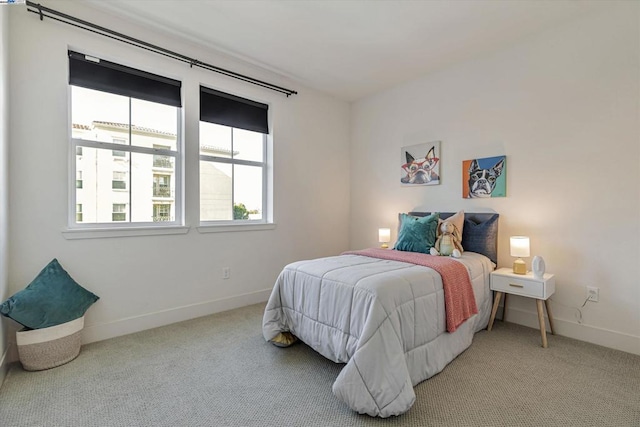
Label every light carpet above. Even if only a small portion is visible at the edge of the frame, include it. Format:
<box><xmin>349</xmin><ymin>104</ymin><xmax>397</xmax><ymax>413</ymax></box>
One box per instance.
<box><xmin>0</xmin><ymin>303</ymin><xmax>638</xmax><ymax>426</ymax></box>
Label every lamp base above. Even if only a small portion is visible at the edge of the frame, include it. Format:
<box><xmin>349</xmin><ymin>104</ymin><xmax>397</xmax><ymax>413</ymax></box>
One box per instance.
<box><xmin>513</xmin><ymin>258</ymin><xmax>526</xmax><ymax>275</ymax></box>
<box><xmin>380</xmin><ymin>243</ymin><xmax>389</xmax><ymax>249</ymax></box>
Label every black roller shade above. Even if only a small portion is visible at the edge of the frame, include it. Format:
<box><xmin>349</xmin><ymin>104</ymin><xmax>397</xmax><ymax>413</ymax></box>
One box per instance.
<box><xmin>200</xmin><ymin>86</ymin><xmax>269</xmax><ymax>134</ymax></box>
<box><xmin>69</xmin><ymin>51</ymin><xmax>182</xmax><ymax>107</ymax></box>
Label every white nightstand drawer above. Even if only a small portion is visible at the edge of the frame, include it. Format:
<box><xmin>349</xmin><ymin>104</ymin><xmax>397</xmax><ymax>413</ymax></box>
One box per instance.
<box><xmin>490</xmin><ymin>268</ymin><xmax>555</xmax><ymax>299</ymax></box>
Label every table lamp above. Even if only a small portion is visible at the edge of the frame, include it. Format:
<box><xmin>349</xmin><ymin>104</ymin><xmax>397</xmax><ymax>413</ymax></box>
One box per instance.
<box><xmin>510</xmin><ymin>236</ymin><xmax>530</xmax><ymax>275</ymax></box>
<box><xmin>378</xmin><ymin>228</ymin><xmax>391</xmax><ymax>249</ymax></box>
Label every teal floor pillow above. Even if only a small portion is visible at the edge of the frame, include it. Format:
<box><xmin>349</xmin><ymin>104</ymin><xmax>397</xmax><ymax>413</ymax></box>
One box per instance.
<box><xmin>0</xmin><ymin>259</ymin><xmax>99</xmax><ymax>329</ymax></box>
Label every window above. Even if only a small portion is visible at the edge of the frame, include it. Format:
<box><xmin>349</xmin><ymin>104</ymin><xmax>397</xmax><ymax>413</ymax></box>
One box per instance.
<box><xmin>153</xmin><ymin>204</ymin><xmax>171</xmax><ymax>222</ymax></box>
<box><xmin>69</xmin><ymin>51</ymin><xmax>182</xmax><ymax>227</ymax></box>
<box><xmin>153</xmin><ymin>144</ymin><xmax>173</xmax><ymax>169</ymax></box>
<box><xmin>76</xmin><ymin>170</ymin><xmax>83</xmax><ymax>189</ymax></box>
<box><xmin>76</xmin><ymin>204</ymin><xmax>83</xmax><ymax>222</ymax></box>
<box><xmin>112</xmin><ymin>171</ymin><xmax>127</xmax><ymax>190</ymax></box>
<box><xmin>199</xmin><ymin>86</ymin><xmax>269</xmax><ymax>223</ymax></box>
<box><xmin>153</xmin><ymin>174</ymin><xmax>172</xmax><ymax>198</ymax></box>
<box><xmin>112</xmin><ymin>138</ymin><xmax>127</xmax><ymax>158</ymax></box>
<box><xmin>112</xmin><ymin>203</ymin><xmax>127</xmax><ymax>221</ymax></box>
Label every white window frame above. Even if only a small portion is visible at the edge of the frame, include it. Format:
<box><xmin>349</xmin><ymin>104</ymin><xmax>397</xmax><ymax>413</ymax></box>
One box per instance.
<box><xmin>198</xmin><ymin>126</ymin><xmax>269</xmax><ymax>228</ymax></box>
<box><xmin>67</xmin><ymin>89</ymin><xmax>185</xmax><ymax>233</ymax></box>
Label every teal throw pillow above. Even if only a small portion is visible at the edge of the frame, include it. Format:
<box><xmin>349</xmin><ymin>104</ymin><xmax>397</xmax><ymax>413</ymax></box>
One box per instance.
<box><xmin>394</xmin><ymin>213</ymin><xmax>439</xmax><ymax>254</ymax></box>
<box><xmin>0</xmin><ymin>259</ymin><xmax>99</xmax><ymax>329</ymax></box>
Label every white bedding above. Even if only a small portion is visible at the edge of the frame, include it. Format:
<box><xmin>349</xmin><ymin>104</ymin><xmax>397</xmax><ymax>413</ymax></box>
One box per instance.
<box><xmin>262</xmin><ymin>251</ymin><xmax>494</xmax><ymax>417</ymax></box>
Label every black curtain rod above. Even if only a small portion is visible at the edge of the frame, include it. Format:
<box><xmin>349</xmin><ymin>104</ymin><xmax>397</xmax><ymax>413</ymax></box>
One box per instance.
<box><xmin>25</xmin><ymin>1</ymin><xmax>298</xmax><ymax>97</ymax></box>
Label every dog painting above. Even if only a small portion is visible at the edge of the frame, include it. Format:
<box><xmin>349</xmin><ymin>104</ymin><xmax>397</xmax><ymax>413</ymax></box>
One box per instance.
<box><xmin>462</xmin><ymin>155</ymin><xmax>506</xmax><ymax>198</ymax></box>
<box><xmin>400</xmin><ymin>141</ymin><xmax>441</xmax><ymax>186</ymax></box>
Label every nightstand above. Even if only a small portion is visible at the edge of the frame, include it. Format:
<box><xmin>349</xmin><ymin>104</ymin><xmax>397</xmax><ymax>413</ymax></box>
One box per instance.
<box><xmin>488</xmin><ymin>267</ymin><xmax>556</xmax><ymax>348</ymax></box>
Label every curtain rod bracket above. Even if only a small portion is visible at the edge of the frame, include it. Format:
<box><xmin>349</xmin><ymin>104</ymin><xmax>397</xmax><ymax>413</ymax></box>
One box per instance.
<box><xmin>37</xmin><ymin>3</ymin><xmax>43</xmax><ymax>21</ymax></box>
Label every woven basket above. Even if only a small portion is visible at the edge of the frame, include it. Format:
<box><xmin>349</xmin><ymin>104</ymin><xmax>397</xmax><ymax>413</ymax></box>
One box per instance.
<box><xmin>16</xmin><ymin>316</ymin><xmax>84</xmax><ymax>371</ymax></box>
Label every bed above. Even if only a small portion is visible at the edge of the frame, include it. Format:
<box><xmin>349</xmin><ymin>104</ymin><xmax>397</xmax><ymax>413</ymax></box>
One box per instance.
<box><xmin>262</xmin><ymin>212</ymin><xmax>499</xmax><ymax>417</ymax></box>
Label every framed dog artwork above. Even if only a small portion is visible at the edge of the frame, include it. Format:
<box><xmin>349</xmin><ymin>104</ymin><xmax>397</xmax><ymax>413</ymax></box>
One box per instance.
<box><xmin>462</xmin><ymin>155</ymin><xmax>506</xmax><ymax>198</ymax></box>
<box><xmin>400</xmin><ymin>141</ymin><xmax>441</xmax><ymax>186</ymax></box>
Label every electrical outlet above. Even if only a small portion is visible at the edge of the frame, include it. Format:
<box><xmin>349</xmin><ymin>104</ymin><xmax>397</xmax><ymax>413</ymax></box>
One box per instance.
<box><xmin>222</xmin><ymin>267</ymin><xmax>231</xmax><ymax>280</ymax></box>
<box><xmin>587</xmin><ymin>286</ymin><xmax>599</xmax><ymax>302</ymax></box>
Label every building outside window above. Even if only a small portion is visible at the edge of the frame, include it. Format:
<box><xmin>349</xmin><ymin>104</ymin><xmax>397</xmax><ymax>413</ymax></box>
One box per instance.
<box><xmin>69</xmin><ymin>50</ymin><xmax>182</xmax><ymax>226</ymax></box>
<box><xmin>76</xmin><ymin>204</ymin><xmax>83</xmax><ymax>222</ymax></box>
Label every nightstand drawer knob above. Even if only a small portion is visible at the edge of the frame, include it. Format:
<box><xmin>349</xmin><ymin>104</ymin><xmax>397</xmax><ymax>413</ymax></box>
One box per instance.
<box><xmin>509</xmin><ymin>283</ymin><xmax>524</xmax><ymax>288</ymax></box>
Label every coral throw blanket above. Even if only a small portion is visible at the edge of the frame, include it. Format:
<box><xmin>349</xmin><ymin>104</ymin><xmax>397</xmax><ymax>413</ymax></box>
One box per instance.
<box><xmin>342</xmin><ymin>248</ymin><xmax>478</xmax><ymax>332</ymax></box>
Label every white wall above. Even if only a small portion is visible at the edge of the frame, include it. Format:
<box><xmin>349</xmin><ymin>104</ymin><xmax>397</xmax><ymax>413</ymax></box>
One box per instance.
<box><xmin>350</xmin><ymin>5</ymin><xmax>640</xmax><ymax>354</ymax></box>
<box><xmin>6</xmin><ymin>1</ymin><xmax>350</xmax><ymax>355</ymax></box>
<box><xmin>0</xmin><ymin>5</ymin><xmax>11</xmax><ymax>382</ymax></box>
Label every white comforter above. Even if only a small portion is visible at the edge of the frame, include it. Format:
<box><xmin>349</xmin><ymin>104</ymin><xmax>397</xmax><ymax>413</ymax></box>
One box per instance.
<box><xmin>262</xmin><ymin>252</ymin><xmax>494</xmax><ymax>417</ymax></box>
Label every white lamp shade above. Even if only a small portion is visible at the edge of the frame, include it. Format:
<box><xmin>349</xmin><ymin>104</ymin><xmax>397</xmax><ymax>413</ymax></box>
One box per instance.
<box><xmin>510</xmin><ymin>236</ymin><xmax>530</xmax><ymax>257</ymax></box>
<box><xmin>378</xmin><ymin>228</ymin><xmax>391</xmax><ymax>243</ymax></box>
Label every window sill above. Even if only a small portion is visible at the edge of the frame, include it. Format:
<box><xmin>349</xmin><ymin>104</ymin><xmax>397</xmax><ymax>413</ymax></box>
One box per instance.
<box><xmin>197</xmin><ymin>223</ymin><xmax>276</xmax><ymax>233</ymax></box>
<box><xmin>62</xmin><ymin>225</ymin><xmax>190</xmax><ymax>240</ymax></box>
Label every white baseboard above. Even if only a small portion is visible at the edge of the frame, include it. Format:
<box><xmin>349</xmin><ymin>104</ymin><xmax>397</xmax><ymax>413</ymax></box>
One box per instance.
<box><xmin>505</xmin><ymin>306</ymin><xmax>640</xmax><ymax>355</ymax></box>
<box><xmin>3</xmin><ymin>292</ymin><xmax>635</xmax><ymax>372</ymax></box>
<box><xmin>81</xmin><ymin>288</ymin><xmax>272</xmax><ymax>345</ymax></box>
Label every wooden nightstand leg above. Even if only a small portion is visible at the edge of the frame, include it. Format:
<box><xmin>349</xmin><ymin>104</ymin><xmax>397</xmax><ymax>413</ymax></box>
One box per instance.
<box><xmin>544</xmin><ymin>299</ymin><xmax>555</xmax><ymax>335</ymax></box>
<box><xmin>488</xmin><ymin>292</ymin><xmax>502</xmax><ymax>331</ymax></box>
<box><xmin>536</xmin><ymin>299</ymin><xmax>548</xmax><ymax>348</ymax></box>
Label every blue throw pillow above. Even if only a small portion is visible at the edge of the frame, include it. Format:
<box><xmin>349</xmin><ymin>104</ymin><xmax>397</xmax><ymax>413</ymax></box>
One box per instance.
<box><xmin>394</xmin><ymin>213</ymin><xmax>439</xmax><ymax>254</ymax></box>
<box><xmin>462</xmin><ymin>214</ymin><xmax>499</xmax><ymax>264</ymax></box>
<box><xmin>0</xmin><ymin>259</ymin><xmax>99</xmax><ymax>329</ymax></box>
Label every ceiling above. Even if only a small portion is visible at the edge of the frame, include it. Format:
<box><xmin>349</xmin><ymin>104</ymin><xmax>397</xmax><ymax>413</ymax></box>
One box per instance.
<box><xmin>84</xmin><ymin>0</ymin><xmax>613</xmax><ymax>102</ymax></box>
